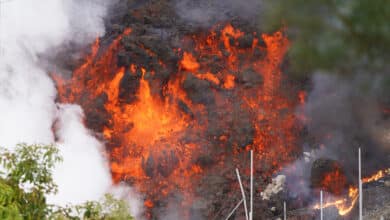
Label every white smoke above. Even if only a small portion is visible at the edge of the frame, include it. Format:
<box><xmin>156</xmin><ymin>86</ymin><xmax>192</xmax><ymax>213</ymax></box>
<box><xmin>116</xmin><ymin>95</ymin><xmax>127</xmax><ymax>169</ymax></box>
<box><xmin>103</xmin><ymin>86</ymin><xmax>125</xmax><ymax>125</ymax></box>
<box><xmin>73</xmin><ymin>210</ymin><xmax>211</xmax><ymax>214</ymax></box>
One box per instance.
<box><xmin>0</xmin><ymin>0</ymin><xmax>106</xmax><ymax>146</ymax></box>
<box><xmin>48</xmin><ymin>104</ymin><xmax>112</xmax><ymax>205</ymax></box>
<box><xmin>261</xmin><ymin>175</ymin><xmax>286</xmax><ymax>200</ymax></box>
<box><xmin>0</xmin><ymin>0</ymin><xmax>141</xmax><ymax>217</ymax></box>
<box><xmin>108</xmin><ymin>184</ymin><xmax>145</xmax><ymax>219</ymax></box>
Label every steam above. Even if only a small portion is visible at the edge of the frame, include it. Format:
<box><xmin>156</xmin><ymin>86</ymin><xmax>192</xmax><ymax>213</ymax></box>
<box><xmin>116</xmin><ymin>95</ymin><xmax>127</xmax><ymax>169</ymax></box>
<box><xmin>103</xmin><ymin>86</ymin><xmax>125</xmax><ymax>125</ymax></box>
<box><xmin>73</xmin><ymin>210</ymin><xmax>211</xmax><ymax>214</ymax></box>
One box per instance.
<box><xmin>0</xmin><ymin>0</ymin><xmax>106</xmax><ymax>146</ymax></box>
<box><xmin>0</xmin><ymin>0</ymin><xmax>141</xmax><ymax>216</ymax></box>
<box><xmin>261</xmin><ymin>175</ymin><xmax>286</xmax><ymax>200</ymax></box>
<box><xmin>108</xmin><ymin>184</ymin><xmax>144</xmax><ymax>219</ymax></box>
<box><xmin>48</xmin><ymin>104</ymin><xmax>112</xmax><ymax>205</ymax></box>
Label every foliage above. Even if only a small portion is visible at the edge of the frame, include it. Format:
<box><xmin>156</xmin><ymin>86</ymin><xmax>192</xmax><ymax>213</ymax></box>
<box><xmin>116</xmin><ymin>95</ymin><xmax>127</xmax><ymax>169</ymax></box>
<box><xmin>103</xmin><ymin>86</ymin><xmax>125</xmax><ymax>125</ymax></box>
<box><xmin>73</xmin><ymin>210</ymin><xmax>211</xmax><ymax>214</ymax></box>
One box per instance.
<box><xmin>261</xmin><ymin>0</ymin><xmax>390</xmax><ymax>78</ymax></box>
<box><xmin>0</xmin><ymin>144</ymin><xmax>134</xmax><ymax>220</ymax></box>
<box><xmin>0</xmin><ymin>143</ymin><xmax>62</xmax><ymax>220</ymax></box>
<box><xmin>0</xmin><ymin>180</ymin><xmax>22</xmax><ymax>220</ymax></box>
<box><xmin>50</xmin><ymin>194</ymin><xmax>134</xmax><ymax>220</ymax></box>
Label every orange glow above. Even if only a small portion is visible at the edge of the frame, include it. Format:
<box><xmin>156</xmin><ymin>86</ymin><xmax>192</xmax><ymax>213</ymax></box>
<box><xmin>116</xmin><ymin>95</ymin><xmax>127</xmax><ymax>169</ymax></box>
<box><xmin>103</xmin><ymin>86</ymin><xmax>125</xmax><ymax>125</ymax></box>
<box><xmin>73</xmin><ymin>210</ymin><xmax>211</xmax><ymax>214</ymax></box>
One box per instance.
<box><xmin>313</xmin><ymin>168</ymin><xmax>390</xmax><ymax>216</ymax></box>
<box><xmin>320</xmin><ymin>169</ymin><xmax>347</xmax><ymax>195</ymax></box>
<box><xmin>193</xmin><ymin>72</ymin><xmax>220</xmax><ymax>85</ymax></box>
<box><xmin>223</xmin><ymin>74</ymin><xmax>235</xmax><ymax>89</ymax></box>
<box><xmin>298</xmin><ymin>91</ymin><xmax>306</xmax><ymax>104</ymax></box>
<box><xmin>362</xmin><ymin>169</ymin><xmax>388</xmax><ymax>183</ymax></box>
<box><xmin>181</xmin><ymin>52</ymin><xmax>200</xmax><ymax>71</ymax></box>
<box><xmin>144</xmin><ymin>200</ymin><xmax>154</xmax><ymax>208</ymax></box>
<box><xmin>53</xmin><ymin>24</ymin><xmax>301</xmax><ymax>217</ymax></box>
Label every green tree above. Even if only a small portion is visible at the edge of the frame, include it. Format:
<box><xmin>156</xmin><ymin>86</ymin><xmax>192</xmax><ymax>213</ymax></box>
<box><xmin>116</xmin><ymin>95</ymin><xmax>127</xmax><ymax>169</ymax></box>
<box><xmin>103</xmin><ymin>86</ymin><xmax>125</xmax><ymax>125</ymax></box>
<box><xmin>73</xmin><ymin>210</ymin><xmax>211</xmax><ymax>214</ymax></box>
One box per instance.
<box><xmin>0</xmin><ymin>143</ymin><xmax>134</xmax><ymax>220</ymax></box>
<box><xmin>51</xmin><ymin>194</ymin><xmax>134</xmax><ymax>220</ymax></box>
<box><xmin>0</xmin><ymin>180</ymin><xmax>22</xmax><ymax>220</ymax></box>
<box><xmin>0</xmin><ymin>143</ymin><xmax>61</xmax><ymax>220</ymax></box>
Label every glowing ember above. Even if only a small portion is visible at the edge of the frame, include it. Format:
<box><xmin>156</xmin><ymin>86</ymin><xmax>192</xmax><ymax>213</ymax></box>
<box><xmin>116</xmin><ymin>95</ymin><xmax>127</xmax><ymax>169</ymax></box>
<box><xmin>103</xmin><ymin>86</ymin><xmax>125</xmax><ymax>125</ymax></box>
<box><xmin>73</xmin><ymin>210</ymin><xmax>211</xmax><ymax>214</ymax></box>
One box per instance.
<box><xmin>223</xmin><ymin>74</ymin><xmax>235</xmax><ymax>89</ymax></box>
<box><xmin>181</xmin><ymin>52</ymin><xmax>200</xmax><ymax>71</ymax></box>
<box><xmin>320</xmin><ymin>169</ymin><xmax>347</xmax><ymax>195</ymax></box>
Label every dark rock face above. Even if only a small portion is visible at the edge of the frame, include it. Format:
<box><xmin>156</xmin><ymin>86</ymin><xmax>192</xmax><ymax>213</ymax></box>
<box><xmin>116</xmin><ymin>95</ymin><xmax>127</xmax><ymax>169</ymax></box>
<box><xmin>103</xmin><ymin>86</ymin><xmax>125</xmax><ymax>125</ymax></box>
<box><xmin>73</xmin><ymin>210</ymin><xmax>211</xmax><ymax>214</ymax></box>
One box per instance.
<box><xmin>143</xmin><ymin>150</ymin><xmax>179</xmax><ymax>178</ymax></box>
<box><xmin>182</xmin><ymin>74</ymin><xmax>214</xmax><ymax>105</ymax></box>
<box><xmin>84</xmin><ymin>93</ymin><xmax>110</xmax><ymax>132</ymax></box>
<box><xmin>119</xmin><ymin>70</ymin><xmax>141</xmax><ymax>103</ymax></box>
<box><xmin>195</xmin><ymin>155</ymin><xmax>214</xmax><ymax>168</ymax></box>
<box><xmin>237</xmin><ymin>68</ymin><xmax>264</xmax><ymax>88</ymax></box>
<box><xmin>238</xmin><ymin>34</ymin><xmax>254</xmax><ymax>49</ymax></box>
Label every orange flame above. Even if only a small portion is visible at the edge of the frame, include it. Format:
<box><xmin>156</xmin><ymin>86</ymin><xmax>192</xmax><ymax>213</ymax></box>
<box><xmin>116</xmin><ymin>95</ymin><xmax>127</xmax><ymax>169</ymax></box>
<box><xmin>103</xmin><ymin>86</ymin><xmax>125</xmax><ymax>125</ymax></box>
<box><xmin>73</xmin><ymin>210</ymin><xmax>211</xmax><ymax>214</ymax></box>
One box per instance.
<box><xmin>181</xmin><ymin>52</ymin><xmax>200</xmax><ymax>71</ymax></box>
<box><xmin>313</xmin><ymin>168</ymin><xmax>390</xmax><ymax>216</ymax></box>
<box><xmin>320</xmin><ymin>169</ymin><xmax>347</xmax><ymax>195</ymax></box>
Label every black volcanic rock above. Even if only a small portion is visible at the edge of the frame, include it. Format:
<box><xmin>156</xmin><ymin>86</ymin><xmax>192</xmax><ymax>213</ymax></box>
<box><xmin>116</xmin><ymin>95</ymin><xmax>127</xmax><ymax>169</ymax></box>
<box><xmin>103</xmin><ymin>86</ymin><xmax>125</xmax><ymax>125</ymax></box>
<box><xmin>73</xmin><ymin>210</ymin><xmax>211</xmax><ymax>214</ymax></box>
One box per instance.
<box><xmin>84</xmin><ymin>93</ymin><xmax>110</xmax><ymax>132</ymax></box>
<box><xmin>119</xmin><ymin>69</ymin><xmax>141</xmax><ymax>103</ymax></box>
<box><xmin>237</xmin><ymin>68</ymin><xmax>264</xmax><ymax>88</ymax></box>
<box><xmin>182</xmin><ymin>74</ymin><xmax>214</xmax><ymax>105</ymax></box>
<box><xmin>117</xmin><ymin>50</ymin><xmax>132</xmax><ymax>67</ymax></box>
<box><xmin>143</xmin><ymin>154</ymin><xmax>155</xmax><ymax>177</ymax></box>
<box><xmin>238</xmin><ymin>34</ymin><xmax>254</xmax><ymax>49</ymax></box>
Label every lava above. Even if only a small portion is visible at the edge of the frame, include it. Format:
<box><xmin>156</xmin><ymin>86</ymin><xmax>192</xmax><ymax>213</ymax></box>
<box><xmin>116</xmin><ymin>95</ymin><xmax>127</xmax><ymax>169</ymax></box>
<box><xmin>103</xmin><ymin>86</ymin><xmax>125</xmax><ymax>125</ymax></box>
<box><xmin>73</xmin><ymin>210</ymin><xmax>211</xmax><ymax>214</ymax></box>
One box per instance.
<box><xmin>181</xmin><ymin>52</ymin><xmax>200</xmax><ymax>71</ymax></box>
<box><xmin>320</xmin><ymin>169</ymin><xmax>347</xmax><ymax>196</ymax></box>
<box><xmin>53</xmin><ymin>23</ymin><xmax>301</xmax><ymax>217</ymax></box>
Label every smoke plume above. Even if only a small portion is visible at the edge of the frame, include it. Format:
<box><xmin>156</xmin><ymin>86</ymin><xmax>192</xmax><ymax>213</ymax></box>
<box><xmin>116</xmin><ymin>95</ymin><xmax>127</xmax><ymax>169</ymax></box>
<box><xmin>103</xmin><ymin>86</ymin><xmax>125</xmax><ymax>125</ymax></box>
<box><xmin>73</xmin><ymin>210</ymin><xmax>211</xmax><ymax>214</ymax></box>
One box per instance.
<box><xmin>302</xmin><ymin>72</ymin><xmax>390</xmax><ymax>176</ymax></box>
<box><xmin>0</xmin><ymin>0</ymin><xmax>140</xmax><ymax>215</ymax></box>
<box><xmin>282</xmin><ymin>72</ymin><xmax>390</xmax><ymax>200</ymax></box>
<box><xmin>48</xmin><ymin>104</ymin><xmax>112</xmax><ymax>205</ymax></box>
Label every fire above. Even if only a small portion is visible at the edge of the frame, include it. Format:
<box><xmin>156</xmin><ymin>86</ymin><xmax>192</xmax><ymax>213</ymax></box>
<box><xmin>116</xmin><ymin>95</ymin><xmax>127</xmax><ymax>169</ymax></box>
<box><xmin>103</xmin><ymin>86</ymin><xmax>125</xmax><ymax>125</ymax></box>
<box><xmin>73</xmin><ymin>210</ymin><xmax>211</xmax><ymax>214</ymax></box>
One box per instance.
<box><xmin>223</xmin><ymin>74</ymin><xmax>235</xmax><ymax>89</ymax></box>
<box><xmin>313</xmin><ymin>168</ymin><xmax>390</xmax><ymax>216</ymax></box>
<box><xmin>313</xmin><ymin>187</ymin><xmax>358</xmax><ymax>216</ymax></box>
<box><xmin>181</xmin><ymin>24</ymin><xmax>297</xmax><ymax>166</ymax></box>
<box><xmin>320</xmin><ymin>169</ymin><xmax>347</xmax><ymax>195</ymax></box>
<box><xmin>53</xmin><ymin>23</ymin><xmax>301</xmax><ymax>217</ymax></box>
<box><xmin>181</xmin><ymin>52</ymin><xmax>200</xmax><ymax>71</ymax></box>
<box><xmin>362</xmin><ymin>169</ymin><xmax>387</xmax><ymax>183</ymax></box>
<box><xmin>108</xmin><ymin>72</ymin><xmax>192</xmax><ymax>178</ymax></box>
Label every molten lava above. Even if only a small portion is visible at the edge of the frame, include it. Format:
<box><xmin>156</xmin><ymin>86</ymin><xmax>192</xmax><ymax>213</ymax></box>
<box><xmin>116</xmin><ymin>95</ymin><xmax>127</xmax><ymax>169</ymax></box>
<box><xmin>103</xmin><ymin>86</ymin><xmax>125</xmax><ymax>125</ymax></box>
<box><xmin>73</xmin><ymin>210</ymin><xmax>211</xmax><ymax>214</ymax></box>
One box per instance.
<box><xmin>320</xmin><ymin>169</ymin><xmax>348</xmax><ymax>196</ymax></box>
<box><xmin>53</xmin><ymin>24</ymin><xmax>300</xmax><ymax>217</ymax></box>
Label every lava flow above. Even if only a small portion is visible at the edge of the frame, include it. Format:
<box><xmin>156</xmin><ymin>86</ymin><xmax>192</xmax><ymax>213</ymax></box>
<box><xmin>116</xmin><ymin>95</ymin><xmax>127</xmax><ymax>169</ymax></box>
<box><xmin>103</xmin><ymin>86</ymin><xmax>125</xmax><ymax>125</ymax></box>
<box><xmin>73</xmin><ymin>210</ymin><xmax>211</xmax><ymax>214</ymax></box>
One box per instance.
<box><xmin>320</xmin><ymin>166</ymin><xmax>348</xmax><ymax>196</ymax></box>
<box><xmin>53</xmin><ymin>23</ymin><xmax>301</xmax><ymax>217</ymax></box>
<box><xmin>313</xmin><ymin>168</ymin><xmax>390</xmax><ymax>216</ymax></box>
